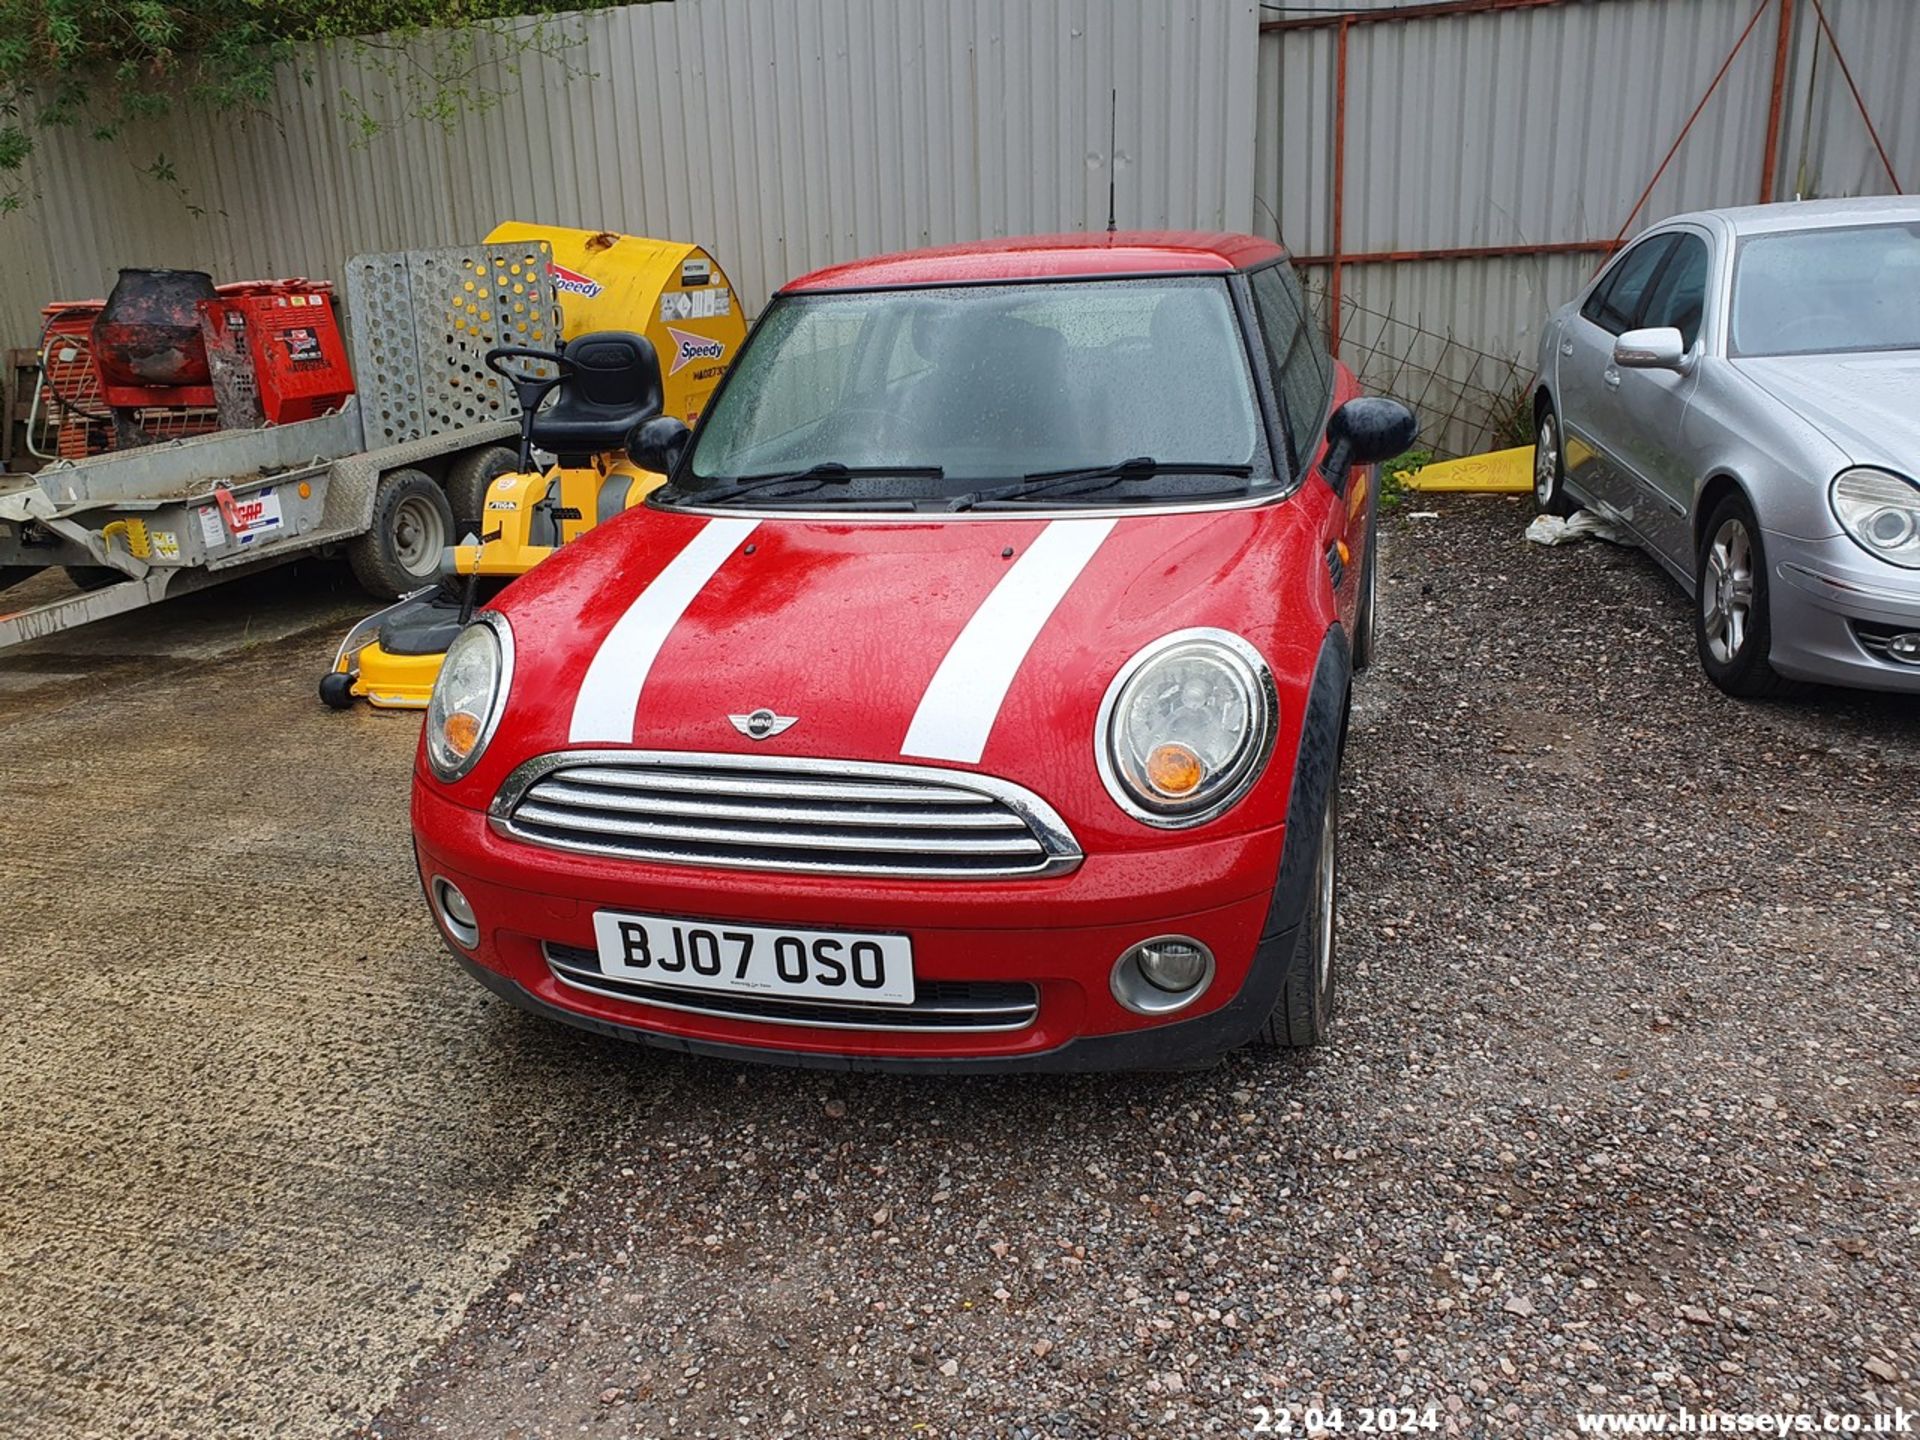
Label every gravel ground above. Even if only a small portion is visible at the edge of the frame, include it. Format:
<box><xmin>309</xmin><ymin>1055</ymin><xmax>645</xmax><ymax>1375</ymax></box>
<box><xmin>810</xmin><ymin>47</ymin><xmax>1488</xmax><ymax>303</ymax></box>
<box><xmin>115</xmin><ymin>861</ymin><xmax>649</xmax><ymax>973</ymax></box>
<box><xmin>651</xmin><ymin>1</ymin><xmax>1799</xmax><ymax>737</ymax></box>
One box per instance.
<box><xmin>358</xmin><ymin>494</ymin><xmax>1920</xmax><ymax>1439</ymax></box>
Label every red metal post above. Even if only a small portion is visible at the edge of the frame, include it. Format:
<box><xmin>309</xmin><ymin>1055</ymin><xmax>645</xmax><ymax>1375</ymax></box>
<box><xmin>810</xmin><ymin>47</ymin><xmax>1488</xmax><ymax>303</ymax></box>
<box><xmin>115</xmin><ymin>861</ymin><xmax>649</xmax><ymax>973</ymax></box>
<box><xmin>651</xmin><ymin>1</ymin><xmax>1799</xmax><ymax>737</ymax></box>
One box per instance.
<box><xmin>1329</xmin><ymin>17</ymin><xmax>1350</xmax><ymax>359</ymax></box>
<box><xmin>1605</xmin><ymin>0</ymin><xmax>1774</xmax><ymax>259</ymax></box>
<box><xmin>1808</xmin><ymin>0</ymin><xmax>1905</xmax><ymax>191</ymax></box>
<box><xmin>1759</xmin><ymin>0</ymin><xmax>1795</xmax><ymax>203</ymax></box>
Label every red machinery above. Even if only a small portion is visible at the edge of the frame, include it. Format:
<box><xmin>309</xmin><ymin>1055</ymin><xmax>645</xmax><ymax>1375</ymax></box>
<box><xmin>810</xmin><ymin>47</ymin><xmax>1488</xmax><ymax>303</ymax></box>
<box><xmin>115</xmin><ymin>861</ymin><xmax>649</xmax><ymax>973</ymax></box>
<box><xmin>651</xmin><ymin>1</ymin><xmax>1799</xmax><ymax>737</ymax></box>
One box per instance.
<box><xmin>37</xmin><ymin>272</ymin><xmax>355</xmax><ymax>457</ymax></box>
<box><xmin>198</xmin><ymin>290</ymin><xmax>355</xmax><ymax>426</ymax></box>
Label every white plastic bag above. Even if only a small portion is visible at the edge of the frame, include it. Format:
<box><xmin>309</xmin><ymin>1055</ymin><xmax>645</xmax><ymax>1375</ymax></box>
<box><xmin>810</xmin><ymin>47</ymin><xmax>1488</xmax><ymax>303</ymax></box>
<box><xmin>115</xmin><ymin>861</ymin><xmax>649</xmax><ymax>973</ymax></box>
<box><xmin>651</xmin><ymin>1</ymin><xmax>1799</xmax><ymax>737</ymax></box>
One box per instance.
<box><xmin>1524</xmin><ymin>510</ymin><xmax>1632</xmax><ymax>547</ymax></box>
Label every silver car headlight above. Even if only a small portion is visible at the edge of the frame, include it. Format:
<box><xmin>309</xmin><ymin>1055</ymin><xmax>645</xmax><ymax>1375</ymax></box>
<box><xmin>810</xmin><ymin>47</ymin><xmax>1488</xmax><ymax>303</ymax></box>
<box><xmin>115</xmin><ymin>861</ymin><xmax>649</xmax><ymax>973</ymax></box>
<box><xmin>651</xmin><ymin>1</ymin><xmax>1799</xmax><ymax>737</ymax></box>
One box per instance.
<box><xmin>426</xmin><ymin>612</ymin><xmax>512</xmax><ymax>781</ymax></box>
<box><xmin>1096</xmin><ymin>628</ymin><xmax>1278</xmax><ymax>828</ymax></box>
<box><xmin>1831</xmin><ymin>467</ymin><xmax>1920</xmax><ymax>569</ymax></box>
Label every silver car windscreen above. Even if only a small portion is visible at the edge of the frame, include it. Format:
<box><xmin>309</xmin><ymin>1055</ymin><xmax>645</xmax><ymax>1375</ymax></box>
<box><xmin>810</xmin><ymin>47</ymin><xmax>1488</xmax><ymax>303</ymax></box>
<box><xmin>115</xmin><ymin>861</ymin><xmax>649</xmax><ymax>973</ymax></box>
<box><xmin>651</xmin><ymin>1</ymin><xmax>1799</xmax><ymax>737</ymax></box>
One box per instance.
<box><xmin>1731</xmin><ymin>222</ymin><xmax>1920</xmax><ymax>359</ymax></box>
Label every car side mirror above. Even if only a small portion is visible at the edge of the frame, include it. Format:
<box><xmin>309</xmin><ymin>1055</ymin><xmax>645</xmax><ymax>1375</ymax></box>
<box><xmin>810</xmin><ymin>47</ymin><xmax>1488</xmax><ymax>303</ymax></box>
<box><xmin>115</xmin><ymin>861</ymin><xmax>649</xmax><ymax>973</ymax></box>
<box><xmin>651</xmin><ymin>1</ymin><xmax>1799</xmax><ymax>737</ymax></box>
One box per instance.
<box><xmin>1321</xmin><ymin>397</ymin><xmax>1418</xmax><ymax>494</ymax></box>
<box><xmin>1614</xmin><ymin>326</ymin><xmax>1691</xmax><ymax>373</ymax></box>
<box><xmin>629</xmin><ymin>416</ymin><xmax>692</xmax><ymax>476</ymax></box>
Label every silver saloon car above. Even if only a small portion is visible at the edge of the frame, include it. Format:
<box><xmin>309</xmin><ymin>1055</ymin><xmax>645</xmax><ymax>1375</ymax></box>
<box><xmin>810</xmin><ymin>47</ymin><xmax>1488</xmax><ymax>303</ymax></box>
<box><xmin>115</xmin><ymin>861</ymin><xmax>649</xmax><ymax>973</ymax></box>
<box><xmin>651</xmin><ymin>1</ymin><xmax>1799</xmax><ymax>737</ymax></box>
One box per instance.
<box><xmin>1533</xmin><ymin>196</ymin><xmax>1920</xmax><ymax>697</ymax></box>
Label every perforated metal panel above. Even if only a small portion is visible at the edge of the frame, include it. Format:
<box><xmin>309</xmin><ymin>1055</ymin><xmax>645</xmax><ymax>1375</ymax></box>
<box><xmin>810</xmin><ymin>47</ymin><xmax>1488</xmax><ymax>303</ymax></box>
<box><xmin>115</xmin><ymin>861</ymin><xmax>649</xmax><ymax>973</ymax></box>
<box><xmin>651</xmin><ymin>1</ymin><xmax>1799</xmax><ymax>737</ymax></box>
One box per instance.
<box><xmin>344</xmin><ymin>242</ymin><xmax>563</xmax><ymax>447</ymax></box>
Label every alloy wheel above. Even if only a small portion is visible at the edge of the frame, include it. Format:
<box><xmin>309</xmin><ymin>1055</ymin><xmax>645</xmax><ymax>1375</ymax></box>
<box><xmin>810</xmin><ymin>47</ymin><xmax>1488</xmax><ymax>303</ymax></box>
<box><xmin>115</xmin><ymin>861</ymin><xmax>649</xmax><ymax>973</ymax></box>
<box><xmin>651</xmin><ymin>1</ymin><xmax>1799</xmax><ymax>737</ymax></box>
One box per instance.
<box><xmin>1534</xmin><ymin>415</ymin><xmax>1558</xmax><ymax>506</ymax></box>
<box><xmin>1314</xmin><ymin>794</ymin><xmax>1337</xmax><ymax>994</ymax></box>
<box><xmin>1701</xmin><ymin>516</ymin><xmax>1756</xmax><ymax>665</ymax></box>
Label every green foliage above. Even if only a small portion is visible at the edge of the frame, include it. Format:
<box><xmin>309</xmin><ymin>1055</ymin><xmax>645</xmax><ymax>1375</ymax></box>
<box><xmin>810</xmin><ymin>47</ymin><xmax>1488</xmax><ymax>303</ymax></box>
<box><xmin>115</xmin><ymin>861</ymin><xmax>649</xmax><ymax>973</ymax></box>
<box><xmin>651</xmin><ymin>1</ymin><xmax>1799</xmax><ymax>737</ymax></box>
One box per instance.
<box><xmin>1378</xmin><ymin>448</ymin><xmax>1431</xmax><ymax>512</ymax></box>
<box><xmin>0</xmin><ymin>0</ymin><xmax>627</xmax><ymax>212</ymax></box>
<box><xmin>1489</xmin><ymin>373</ymin><xmax>1537</xmax><ymax>452</ymax></box>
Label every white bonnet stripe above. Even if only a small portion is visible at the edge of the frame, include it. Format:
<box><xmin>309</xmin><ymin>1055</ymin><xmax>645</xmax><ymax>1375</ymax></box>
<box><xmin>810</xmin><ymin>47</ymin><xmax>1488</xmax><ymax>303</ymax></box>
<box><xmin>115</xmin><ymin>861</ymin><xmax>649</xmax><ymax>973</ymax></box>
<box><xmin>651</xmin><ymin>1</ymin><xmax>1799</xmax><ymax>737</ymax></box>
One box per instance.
<box><xmin>901</xmin><ymin>519</ymin><xmax>1117</xmax><ymax>765</ymax></box>
<box><xmin>568</xmin><ymin>517</ymin><xmax>758</xmax><ymax>743</ymax></box>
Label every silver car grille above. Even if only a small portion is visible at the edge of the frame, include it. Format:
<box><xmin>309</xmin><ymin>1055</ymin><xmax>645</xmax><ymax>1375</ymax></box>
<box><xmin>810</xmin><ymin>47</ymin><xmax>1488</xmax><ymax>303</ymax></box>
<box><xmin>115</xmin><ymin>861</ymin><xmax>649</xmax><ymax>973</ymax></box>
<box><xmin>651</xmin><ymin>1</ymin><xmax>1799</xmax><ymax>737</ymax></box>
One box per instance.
<box><xmin>490</xmin><ymin>750</ymin><xmax>1082</xmax><ymax>879</ymax></box>
<box><xmin>542</xmin><ymin>943</ymin><xmax>1039</xmax><ymax>1031</ymax></box>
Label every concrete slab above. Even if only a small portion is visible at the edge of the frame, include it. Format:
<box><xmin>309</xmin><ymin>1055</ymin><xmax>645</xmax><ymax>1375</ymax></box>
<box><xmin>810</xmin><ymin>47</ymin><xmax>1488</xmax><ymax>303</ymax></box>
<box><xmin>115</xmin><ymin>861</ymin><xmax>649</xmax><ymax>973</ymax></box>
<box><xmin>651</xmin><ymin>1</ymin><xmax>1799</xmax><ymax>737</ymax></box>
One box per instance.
<box><xmin>0</xmin><ymin>582</ymin><xmax>628</xmax><ymax>1438</ymax></box>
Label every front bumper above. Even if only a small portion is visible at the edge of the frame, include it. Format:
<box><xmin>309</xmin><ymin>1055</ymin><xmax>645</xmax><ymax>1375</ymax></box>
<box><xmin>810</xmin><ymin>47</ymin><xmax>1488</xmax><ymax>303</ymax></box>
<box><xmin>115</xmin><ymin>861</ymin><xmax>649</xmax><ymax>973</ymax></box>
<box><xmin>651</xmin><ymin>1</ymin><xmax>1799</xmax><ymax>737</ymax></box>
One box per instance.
<box><xmin>1768</xmin><ymin>530</ymin><xmax>1920</xmax><ymax>693</ymax></box>
<box><xmin>413</xmin><ymin>780</ymin><xmax>1300</xmax><ymax>1072</ymax></box>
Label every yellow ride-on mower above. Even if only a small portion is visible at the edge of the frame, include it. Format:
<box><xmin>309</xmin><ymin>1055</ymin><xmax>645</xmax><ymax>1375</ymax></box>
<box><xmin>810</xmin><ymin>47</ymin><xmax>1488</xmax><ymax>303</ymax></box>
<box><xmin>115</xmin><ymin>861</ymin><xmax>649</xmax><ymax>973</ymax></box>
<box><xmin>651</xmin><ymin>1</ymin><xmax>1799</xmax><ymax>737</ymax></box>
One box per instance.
<box><xmin>318</xmin><ymin>331</ymin><xmax>691</xmax><ymax>709</ymax></box>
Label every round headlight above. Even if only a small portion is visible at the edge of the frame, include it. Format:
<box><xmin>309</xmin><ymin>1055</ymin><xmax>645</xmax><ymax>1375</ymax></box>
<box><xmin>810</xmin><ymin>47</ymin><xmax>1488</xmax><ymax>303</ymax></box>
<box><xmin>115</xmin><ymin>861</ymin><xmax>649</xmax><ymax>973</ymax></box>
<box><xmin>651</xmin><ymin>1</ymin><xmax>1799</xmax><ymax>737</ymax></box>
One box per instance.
<box><xmin>426</xmin><ymin>613</ymin><xmax>512</xmax><ymax>781</ymax></box>
<box><xmin>1096</xmin><ymin>629</ymin><xmax>1278</xmax><ymax>827</ymax></box>
<box><xmin>1831</xmin><ymin>467</ymin><xmax>1920</xmax><ymax>569</ymax></box>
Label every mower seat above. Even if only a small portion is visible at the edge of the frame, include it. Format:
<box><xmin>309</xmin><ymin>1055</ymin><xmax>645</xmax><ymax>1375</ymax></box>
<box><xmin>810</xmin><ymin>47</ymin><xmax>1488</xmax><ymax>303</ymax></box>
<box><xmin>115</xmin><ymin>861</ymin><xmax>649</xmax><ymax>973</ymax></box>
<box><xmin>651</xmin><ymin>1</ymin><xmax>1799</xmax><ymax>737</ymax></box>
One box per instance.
<box><xmin>528</xmin><ymin>331</ymin><xmax>664</xmax><ymax>463</ymax></box>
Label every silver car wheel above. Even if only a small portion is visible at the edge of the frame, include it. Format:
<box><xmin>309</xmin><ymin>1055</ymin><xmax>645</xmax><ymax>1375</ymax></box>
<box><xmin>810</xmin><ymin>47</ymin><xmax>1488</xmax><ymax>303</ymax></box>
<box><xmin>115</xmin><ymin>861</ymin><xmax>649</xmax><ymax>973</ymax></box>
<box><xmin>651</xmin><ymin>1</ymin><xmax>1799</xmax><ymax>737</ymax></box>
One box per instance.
<box><xmin>1314</xmin><ymin>793</ymin><xmax>1337</xmax><ymax>992</ymax></box>
<box><xmin>1534</xmin><ymin>415</ymin><xmax>1558</xmax><ymax>505</ymax></box>
<box><xmin>1357</xmin><ymin>533</ymin><xmax>1377</xmax><ymax>660</ymax></box>
<box><xmin>1701</xmin><ymin>516</ymin><xmax>1757</xmax><ymax>664</ymax></box>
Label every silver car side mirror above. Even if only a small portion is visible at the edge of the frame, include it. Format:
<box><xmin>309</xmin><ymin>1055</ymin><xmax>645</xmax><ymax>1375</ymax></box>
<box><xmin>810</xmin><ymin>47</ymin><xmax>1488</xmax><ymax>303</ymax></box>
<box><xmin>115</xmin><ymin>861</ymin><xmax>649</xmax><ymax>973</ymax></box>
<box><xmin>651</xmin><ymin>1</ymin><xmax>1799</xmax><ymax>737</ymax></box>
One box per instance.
<box><xmin>1614</xmin><ymin>326</ymin><xmax>1693</xmax><ymax>373</ymax></box>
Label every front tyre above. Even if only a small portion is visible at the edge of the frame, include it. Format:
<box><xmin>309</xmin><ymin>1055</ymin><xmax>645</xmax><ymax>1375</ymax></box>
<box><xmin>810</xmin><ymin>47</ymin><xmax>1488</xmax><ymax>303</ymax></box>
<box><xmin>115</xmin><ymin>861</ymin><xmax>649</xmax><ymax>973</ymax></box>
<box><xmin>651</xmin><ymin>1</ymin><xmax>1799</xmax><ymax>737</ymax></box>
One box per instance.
<box><xmin>1252</xmin><ymin>776</ymin><xmax>1340</xmax><ymax>1049</ymax></box>
<box><xmin>1695</xmin><ymin>491</ymin><xmax>1794</xmax><ymax>699</ymax></box>
<box><xmin>1534</xmin><ymin>405</ymin><xmax>1574</xmax><ymax>517</ymax></box>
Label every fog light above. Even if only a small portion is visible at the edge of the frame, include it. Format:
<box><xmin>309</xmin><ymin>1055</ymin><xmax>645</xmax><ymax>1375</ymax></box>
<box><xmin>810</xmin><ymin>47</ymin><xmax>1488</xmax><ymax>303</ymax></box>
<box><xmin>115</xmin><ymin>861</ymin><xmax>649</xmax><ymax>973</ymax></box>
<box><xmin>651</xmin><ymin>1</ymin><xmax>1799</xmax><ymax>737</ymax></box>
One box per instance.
<box><xmin>1138</xmin><ymin>938</ymin><xmax>1211</xmax><ymax>992</ymax></box>
<box><xmin>1110</xmin><ymin>935</ymin><xmax>1216</xmax><ymax>1016</ymax></box>
<box><xmin>1890</xmin><ymin>632</ymin><xmax>1920</xmax><ymax>665</ymax></box>
<box><xmin>431</xmin><ymin>877</ymin><xmax>479</xmax><ymax>949</ymax></box>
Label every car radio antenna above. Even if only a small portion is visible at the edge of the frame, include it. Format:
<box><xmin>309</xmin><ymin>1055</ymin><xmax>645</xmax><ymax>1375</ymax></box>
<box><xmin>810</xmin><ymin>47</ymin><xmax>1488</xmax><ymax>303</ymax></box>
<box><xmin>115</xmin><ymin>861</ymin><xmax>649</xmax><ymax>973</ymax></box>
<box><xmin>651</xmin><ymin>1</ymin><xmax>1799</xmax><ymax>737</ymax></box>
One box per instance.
<box><xmin>1106</xmin><ymin>89</ymin><xmax>1119</xmax><ymax>233</ymax></box>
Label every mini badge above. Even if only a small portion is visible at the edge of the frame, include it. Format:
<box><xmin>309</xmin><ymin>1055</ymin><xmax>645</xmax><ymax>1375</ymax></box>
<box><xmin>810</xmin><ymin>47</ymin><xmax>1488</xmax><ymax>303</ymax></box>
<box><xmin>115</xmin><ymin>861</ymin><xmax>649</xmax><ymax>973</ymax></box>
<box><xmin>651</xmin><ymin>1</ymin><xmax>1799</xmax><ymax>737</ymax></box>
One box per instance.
<box><xmin>728</xmin><ymin>708</ymin><xmax>798</xmax><ymax>741</ymax></box>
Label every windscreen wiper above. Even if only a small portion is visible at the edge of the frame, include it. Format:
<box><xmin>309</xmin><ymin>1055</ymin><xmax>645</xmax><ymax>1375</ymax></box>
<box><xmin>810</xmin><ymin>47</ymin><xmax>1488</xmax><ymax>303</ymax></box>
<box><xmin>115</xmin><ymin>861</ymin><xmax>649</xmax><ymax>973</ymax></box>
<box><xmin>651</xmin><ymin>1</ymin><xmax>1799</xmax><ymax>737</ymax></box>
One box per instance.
<box><xmin>945</xmin><ymin>458</ymin><xmax>1254</xmax><ymax>512</ymax></box>
<box><xmin>687</xmin><ymin>462</ymin><xmax>944</xmax><ymax>506</ymax></box>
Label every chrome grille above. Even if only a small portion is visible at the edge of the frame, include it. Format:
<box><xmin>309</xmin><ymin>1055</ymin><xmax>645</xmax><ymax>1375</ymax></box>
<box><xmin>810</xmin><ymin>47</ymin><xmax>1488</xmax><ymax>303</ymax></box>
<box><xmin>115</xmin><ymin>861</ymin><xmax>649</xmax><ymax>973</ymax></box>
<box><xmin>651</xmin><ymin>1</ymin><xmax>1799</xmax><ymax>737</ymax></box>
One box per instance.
<box><xmin>491</xmin><ymin>751</ymin><xmax>1082</xmax><ymax>879</ymax></box>
<box><xmin>543</xmin><ymin>943</ymin><xmax>1038</xmax><ymax>1031</ymax></box>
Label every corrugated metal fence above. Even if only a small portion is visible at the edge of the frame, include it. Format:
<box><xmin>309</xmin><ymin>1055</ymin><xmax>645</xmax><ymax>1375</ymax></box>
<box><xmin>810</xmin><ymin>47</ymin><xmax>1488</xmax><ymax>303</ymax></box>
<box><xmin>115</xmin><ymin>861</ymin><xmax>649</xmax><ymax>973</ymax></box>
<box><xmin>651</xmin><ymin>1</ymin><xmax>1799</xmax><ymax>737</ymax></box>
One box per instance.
<box><xmin>4</xmin><ymin>0</ymin><xmax>1912</xmax><ymax>458</ymax></box>
<box><xmin>0</xmin><ymin>0</ymin><xmax>1258</xmax><ymax>351</ymax></box>
<box><xmin>1256</xmin><ymin>0</ymin><xmax>1919</xmax><ymax>455</ymax></box>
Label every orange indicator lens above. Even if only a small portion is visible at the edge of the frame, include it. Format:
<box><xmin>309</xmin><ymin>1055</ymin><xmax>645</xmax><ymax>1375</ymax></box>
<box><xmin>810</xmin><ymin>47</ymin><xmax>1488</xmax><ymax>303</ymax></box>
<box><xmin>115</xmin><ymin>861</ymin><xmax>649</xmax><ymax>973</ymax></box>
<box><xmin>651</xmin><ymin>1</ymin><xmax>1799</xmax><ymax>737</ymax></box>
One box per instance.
<box><xmin>1145</xmin><ymin>742</ymin><xmax>1205</xmax><ymax>797</ymax></box>
<box><xmin>443</xmin><ymin>711</ymin><xmax>482</xmax><ymax>757</ymax></box>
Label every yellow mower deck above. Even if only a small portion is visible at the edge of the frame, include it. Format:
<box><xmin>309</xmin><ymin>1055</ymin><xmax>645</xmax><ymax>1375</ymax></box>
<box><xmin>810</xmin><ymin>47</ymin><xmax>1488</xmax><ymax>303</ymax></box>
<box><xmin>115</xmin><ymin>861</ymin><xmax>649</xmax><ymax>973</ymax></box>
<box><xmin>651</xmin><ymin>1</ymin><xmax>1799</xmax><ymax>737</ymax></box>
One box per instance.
<box><xmin>335</xmin><ymin>644</ymin><xmax>442</xmax><ymax>711</ymax></box>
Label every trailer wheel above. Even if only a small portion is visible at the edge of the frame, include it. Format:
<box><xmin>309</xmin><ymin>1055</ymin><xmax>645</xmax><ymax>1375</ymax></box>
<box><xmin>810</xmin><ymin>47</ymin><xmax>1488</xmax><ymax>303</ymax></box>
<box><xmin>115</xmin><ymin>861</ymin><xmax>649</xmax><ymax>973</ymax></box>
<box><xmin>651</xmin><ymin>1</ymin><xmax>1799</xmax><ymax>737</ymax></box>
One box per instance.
<box><xmin>446</xmin><ymin>445</ymin><xmax>522</xmax><ymax>533</ymax></box>
<box><xmin>348</xmin><ymin>469</ymin><xmax>454</xmax><ymax>599</ymax></box>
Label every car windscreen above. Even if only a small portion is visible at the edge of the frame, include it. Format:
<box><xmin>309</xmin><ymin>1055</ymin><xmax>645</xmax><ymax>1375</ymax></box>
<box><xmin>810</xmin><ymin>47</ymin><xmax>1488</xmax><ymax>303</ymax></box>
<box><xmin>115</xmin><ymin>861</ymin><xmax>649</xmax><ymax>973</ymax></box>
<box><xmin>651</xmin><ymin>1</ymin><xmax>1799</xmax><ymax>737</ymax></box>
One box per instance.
<box><xmin>1731</xmin><ymin>221</ymin><xmax>1920</xmax><ymax>358</ymax></box>
<box><xmin>666</xmin><ymin>277</ymin><xmax>1269</xmax><ymax>508</ymax></box>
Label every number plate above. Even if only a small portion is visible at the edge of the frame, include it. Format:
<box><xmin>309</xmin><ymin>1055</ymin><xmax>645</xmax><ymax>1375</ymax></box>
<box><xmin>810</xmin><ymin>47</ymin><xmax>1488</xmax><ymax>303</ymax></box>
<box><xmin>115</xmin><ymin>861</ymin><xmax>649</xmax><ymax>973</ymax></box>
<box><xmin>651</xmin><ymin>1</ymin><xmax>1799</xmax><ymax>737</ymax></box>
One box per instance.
<box><xmin>590</xmin><ymin>911</ymin><xmax>915</xmax><ymax>1007</ymax></box>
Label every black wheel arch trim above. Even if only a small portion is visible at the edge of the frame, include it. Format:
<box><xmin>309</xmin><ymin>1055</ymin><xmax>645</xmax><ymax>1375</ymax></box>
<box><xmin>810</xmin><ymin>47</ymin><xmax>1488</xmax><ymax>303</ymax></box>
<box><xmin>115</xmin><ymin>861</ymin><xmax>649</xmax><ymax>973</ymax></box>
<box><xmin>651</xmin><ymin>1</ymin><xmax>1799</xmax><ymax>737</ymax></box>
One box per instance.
<box><xmin>1255</xmin><ymin>623</ymin><xmax>1351</xmax><ymax>962</ymax></box>
<box><xmin>1693</xmin><ymin>472</ymin><xmax>1754</xmax><ymax>554</ymax></box>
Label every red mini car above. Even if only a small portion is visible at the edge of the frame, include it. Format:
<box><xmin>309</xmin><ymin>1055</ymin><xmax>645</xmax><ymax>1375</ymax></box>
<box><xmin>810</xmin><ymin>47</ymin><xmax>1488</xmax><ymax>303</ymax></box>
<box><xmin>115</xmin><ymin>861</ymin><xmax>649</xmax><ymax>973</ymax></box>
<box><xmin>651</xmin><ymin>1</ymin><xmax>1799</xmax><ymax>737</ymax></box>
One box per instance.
<box><xmin>411</xmin><ymin>231</ymin><xmax>1415</xmax><ymax>1072</ymax></box>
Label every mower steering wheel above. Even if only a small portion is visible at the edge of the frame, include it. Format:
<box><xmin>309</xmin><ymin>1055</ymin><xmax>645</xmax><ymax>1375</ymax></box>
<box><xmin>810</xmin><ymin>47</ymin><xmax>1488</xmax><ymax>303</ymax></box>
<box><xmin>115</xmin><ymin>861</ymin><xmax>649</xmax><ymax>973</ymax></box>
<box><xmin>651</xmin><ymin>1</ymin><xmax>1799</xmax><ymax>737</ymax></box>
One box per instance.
<box><xmin>485</xmin><ymin>346</ymin><xmax>574</xmax><ymax>415</ymax></box>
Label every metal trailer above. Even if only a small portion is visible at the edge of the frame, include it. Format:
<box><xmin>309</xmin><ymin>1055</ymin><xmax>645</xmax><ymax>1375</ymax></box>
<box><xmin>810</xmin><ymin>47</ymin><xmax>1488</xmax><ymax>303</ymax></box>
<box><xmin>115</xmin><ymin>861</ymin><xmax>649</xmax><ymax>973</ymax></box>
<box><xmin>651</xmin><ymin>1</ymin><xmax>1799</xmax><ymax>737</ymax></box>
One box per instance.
<box><xmin>0</xmin><ymin>241</ymin><xmax>563</xmax><ymax>649</ymax></box>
